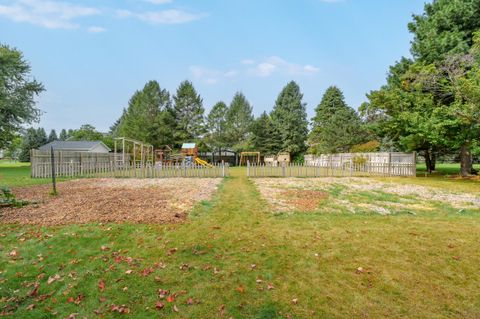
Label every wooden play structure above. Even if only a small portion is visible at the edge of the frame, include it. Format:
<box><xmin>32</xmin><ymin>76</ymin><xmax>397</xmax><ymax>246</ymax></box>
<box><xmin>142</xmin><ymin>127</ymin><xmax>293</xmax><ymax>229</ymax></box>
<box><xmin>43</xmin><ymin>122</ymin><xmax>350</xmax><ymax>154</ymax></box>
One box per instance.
<box><xmin>181</xmin><ymin>143</ymin><xmax>213</xmax><ymax>167</ymax></box>
<box><xmin>239</xmin><ymin>151</ymin><xmax>261</xmax><ymax>166</ymax></box>
<box><xmin>113</xmin><ymin>137</ymin><xmax>153</xmax><ymax>167</ymax></box>
<box><xmin>263</xmin><ymin>152</ymin><xmax>291</xmax><ymax>166</ymax></box>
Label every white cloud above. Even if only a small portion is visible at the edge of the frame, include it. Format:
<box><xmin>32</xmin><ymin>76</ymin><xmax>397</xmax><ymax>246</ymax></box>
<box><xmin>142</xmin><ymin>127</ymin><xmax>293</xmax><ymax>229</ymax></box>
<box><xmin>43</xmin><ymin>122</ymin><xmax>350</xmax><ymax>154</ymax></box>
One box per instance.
<box><xmin>0</xmin><ymin>0</ymin><xmax>100</xmax><ymax>29</ymax></box>
<box><xmin>144</xmin><ymin>0</ymin><xmax>173</xmax><ymax>4</ymax></box>
<box><xmin>117</xmin><ymin>9</ymin><xmax>204</xmax><ymax>24</ymax></box>
<box><xmin>248</xmin><ymin>56</ymin><xmax>320</xmax><ymax>77</ymax></box>
<box><xmin>190</xmin><ymin>66</ymin><xmax>237</xmax><ymax>85</ymax></box>
<box><xmin>88</xmin><ymin>26</ymin><xmax>106</xmax><ymax>33</ymax></box>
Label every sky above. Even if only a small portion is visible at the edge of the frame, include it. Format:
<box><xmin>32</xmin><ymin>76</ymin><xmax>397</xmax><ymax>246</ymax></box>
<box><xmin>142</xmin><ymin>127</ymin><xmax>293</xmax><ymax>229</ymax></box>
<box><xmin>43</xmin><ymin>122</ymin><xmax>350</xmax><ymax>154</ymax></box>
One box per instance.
<box><xmin>1</xmin><ymin>0</ymin><xmax>427</xmax><ymax>133</ymax></box>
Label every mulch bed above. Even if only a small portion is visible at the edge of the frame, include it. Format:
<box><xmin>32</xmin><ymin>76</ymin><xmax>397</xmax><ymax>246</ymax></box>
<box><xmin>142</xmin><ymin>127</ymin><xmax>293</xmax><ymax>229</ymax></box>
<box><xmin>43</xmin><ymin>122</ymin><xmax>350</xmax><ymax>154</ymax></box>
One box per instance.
<box><xmin>0</xmin><ymin>178</ymin><xmax>221</xmax><ymax>226</ymax></box>
<box><xmin>281</xmin><ymin>189</ymin><xmax>328</xmax><ymax>211</ymax></box>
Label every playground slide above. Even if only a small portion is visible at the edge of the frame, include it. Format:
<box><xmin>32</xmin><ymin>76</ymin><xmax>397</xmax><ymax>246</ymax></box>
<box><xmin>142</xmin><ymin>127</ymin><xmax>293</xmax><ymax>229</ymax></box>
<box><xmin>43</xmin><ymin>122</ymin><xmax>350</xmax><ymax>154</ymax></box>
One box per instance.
<box><xmin>195</xmin><ymin>157</ymin><xmax>213</xmax><ymax>168</ymax></box>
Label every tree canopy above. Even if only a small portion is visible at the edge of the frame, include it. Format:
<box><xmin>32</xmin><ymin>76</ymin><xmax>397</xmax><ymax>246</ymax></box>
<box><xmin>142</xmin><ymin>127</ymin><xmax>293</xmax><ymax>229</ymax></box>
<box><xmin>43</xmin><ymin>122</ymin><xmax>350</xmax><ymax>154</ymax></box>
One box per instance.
<box><xmin>0</xmin><ymin>44</ymin><xmax>44</xmax><ymax>149</ymax></box>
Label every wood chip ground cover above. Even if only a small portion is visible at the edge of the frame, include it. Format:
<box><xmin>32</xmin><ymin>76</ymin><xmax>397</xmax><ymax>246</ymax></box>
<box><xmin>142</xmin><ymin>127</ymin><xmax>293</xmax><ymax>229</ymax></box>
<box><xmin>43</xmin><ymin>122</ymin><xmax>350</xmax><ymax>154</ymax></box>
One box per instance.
<box><xmin>0</xmin><ymin>178</ymin><xmax>221</xmax><ymax>225</ymax></box>
<box><xmin>253</xmin><ymin>177</ymin><xmax>480</xmax><ymax>214</ymax></box>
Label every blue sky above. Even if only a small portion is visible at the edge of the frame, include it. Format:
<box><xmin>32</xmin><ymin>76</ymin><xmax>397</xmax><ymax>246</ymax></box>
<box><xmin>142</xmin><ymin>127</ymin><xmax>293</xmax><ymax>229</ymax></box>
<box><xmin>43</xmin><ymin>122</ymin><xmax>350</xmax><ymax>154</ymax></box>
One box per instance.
<box><xmin>1</xmin><ymin>0</ymin><xmax>427</xmax><ymax>133</ymax></box>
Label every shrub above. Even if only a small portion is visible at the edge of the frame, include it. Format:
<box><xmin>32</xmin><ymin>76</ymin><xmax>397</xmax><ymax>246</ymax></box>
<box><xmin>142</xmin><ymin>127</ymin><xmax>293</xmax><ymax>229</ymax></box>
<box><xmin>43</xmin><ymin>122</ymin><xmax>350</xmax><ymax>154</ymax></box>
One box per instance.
<box><xmin>350</xmin><ymin>140</ymin><xmax>380</xmax><ymax>153</ymax></box>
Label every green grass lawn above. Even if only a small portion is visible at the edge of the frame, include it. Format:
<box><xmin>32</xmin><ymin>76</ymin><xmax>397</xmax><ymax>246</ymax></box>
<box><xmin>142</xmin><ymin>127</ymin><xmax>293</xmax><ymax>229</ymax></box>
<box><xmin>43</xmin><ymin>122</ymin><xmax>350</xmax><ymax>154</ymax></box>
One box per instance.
<box><xmin>1</xmin><ymin>165</ymin><xmax>480</xmax><ymax>318</ymax></box>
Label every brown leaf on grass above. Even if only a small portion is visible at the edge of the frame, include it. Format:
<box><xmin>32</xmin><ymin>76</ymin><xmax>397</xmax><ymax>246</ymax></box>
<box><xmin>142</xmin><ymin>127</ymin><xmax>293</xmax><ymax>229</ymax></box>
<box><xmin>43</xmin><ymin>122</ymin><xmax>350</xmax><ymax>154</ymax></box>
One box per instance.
<box><xmin>28</xmin><ymin>282</ymin><xmax>40</xmax><ymax>297</ymax></box>
<box><xmin>26</xmin><ymin>304</ymin><xmax>35</xmax><ymax>310</ymax></box>
<box><xmin>67</xmin><ymin>294</ymin><xmax>84</xmax><ymax>305</ymax></box>
<box><xmin>166</xmin><ymin>295</ymin><xmax>175</xmax><ymax>303</ymax></box>
<box><xmin>155</xmin><ymin>301</ymin><xmax>164</xmax><ymax>310</ymax></box>
<box><xmin>125</xmin><ymin>269</ymin><xmax>133</xmax><ymax>275</ymax></box>
<box><xmin>452</xmin><ymin>256</ymin><xmax>461</xmax><ymax>261</ymax></box>
<box><xmin>141</xmin><ymin>267</ymin><xmax>154</xmax><ymax>276</ymax></box>
<box><xmin>47</xmin><ymin>274</ymin><xmax>61</xmax><ymax>285</ymax></box>
<box><xmin>267</xmin><ymin>283</ymin><xmax>274</xmax><ymax>290</ymax></box>
<box><xmin>256</xmin><ymin>279</ymin><xmax>263</xmax><ymax>284</ymax></box>
<box><xmin>219</xmin><ymin>304</ymin><xmax>225</xmax><ymax>316</ymax></box>
<box><xmin>110</xmin><ymin>304</ymin><xmax>130</xmax><ymax>314</ymax></box>
<box><xmin>99</xmin><ymin>297</ymin><xmax>107</xmax><ymax>303</ymax></box>
<box><xmin>236</xmin><ymin>285</ymin><xmax>245</xmax><ymax>293</ymax></box>
<box><xmin>100</xmin><ymin>245</ymin><xmax>110</xmax><ymax>251</ymax></box>
<box><xmin>179</xmin><ymin>264</ymin><xmax>189</xmax><ymax>271</ymax></box>
<box><xmin>66</xmin><ymin>313</ymin><xmax>78</xmax><ymax>319</ymax></box>
<box><xmin>167</xmin><ymin>248</ymin><xmax>178</xmax><ymax>256</ymax></box>
<box><xmin>173</xmin><ymin>305</ymin><xmax>179</xmax><ymax>312</ymax></box>
<box><xmin>8</xmin><ymin>250</ymin><xmax>19</xmax><ymax>257</ymax></box>
<box><xmin>158</xmin><ymin>289</ymin><xmax>169</xmax><ymax>299</ymax></box>
<box><xmin>98</xmin><ymin>279</ymin><xmax>106</xmax><ymax>291</ymax></box>
<box><xmin>186</xmin><ymin>297</ymin><xmax>194</xmax><ymax>305</ymax></box>
<box><xmin>356</xmin><ymin>267</ymin><xmax>364</xmax><ymax>274</ymax></box>
<box><xmin>291</xmin><ymin>298</ymin><xmax>298</xmax><ymax>305</ymax></box>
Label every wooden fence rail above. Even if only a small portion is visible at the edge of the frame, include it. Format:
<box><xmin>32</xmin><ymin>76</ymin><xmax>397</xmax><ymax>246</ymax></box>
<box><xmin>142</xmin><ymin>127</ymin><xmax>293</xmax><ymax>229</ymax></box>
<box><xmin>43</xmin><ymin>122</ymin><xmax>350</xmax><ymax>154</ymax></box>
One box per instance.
<box><xmin>31</xmin><ymin>161</ymin><xmax>229</xmax><ymax>178</ymax></box>
<box><xmin>247</xmin><ymin>161</ymin><xmax>416</xmax><ymax>178</ymax></box>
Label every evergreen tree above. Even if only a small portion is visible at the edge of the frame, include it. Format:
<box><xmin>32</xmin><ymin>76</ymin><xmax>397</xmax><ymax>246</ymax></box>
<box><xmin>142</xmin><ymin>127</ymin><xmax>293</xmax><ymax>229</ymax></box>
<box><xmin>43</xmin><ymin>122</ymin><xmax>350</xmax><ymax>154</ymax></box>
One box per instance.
<box><xmin>250</xmin><ymin>112</ymin><xmax>282</xmax><ymax>155</ymax></box>
<box><xmin>206</xmin><ymin>101</ymin><xmax>228</xmax><ymax>155</ymax></box>
<box><xmin>70</xmin><ymin>124</ymin><xmax>104</xmax><ymax>141</ymax></box>
<box><xmin>48</xmin><ymin>129</ymin><xmax>57</xmax><ymax>142</ymax></box>
<box><xmin>115</xmin><ymin>81</ymin><xmax>175</xmax><ymax>148</ymax></box>
<box><xmin>225</xmin><ymin>92</ymin><xmax>254</xmax><ymax>153</ymax></box>
<box><xmin>309</xmin><ymin>86</ymin><xmax>367</xmax><ymax>154</ymax></box>
<box><xmin>173</xmin><ymin>80</ymin><xmax>205</xmax><ymax>145</ymax></box>
<box><xmin>270</xmin><ymin>81</ymin><xmax>308</xmax><ymax>158</ymax></box>
<box><xmin>59</xmin><ymin>129</ymin><xmax>68</xmax><ymax>141</ymax></box>
<box><xmin>19</xmin><ymin>127</ymin><xmax>47</xmax><ymax>162</ymax></box>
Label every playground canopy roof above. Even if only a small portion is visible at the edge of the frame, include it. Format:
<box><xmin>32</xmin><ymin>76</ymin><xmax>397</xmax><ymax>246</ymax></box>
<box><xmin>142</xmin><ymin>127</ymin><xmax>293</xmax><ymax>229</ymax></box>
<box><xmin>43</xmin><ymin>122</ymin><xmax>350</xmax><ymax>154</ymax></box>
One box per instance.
<box><xmin>182</xmin><ymin>143</ymin><xmax>196</xmax><ymax>149</ymax></box>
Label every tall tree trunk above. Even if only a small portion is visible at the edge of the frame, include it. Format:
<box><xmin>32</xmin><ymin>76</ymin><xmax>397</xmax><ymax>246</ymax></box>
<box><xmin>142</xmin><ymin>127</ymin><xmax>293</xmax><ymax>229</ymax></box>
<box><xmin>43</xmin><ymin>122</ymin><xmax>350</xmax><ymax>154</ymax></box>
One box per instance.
<box><xmin>431</xmin><ymin>152</ymin><xmax>436</xmax><ymax>171</ymax></box>
<box><xmin>424</xmin><ymin>149</ymin><xmax>433</xmax><ymax>174</ymax></box>
<box><xmin>460</xmin><ymin>142</ymin><xmax>473</xmax><ymax>177</ymax></box>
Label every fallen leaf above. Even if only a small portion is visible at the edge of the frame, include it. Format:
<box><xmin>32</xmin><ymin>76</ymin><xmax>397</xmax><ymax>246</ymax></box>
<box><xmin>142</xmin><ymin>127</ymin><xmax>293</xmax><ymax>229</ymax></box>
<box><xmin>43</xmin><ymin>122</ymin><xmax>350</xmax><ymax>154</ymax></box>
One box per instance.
<box><xmin>166</xmin><ymin>295</ymin><xmax>175</xmax><ymax>303</ymax></box>
<box><xmin>291</xmin><ymin>298</ymin><xmax>298</xmax><ymax>305</ymax></box>
<box><xmin>158</xmin><ymin>289</ymin><xmax>169</xmax><ymax>299</ymax></box>
<box><xmin>356</xmin><ymin>267</ymin><xmax>364</xmax><ymax>274</ymax></box>
<box><xmin>122</xmin><ymin>287</ymin><xmax>128</xmax><ymax>292</ymax></box>
<box><xmin>28</xmin><ymin>282</ymin><xmax>40</xmax><ymax>297</ymax></box>
<box><xmin>236</xmin><ymin>285</ymin><xmax>245</xmax><ymax>293</ymax></box>
<box><xmin>155</xmin><ymin>301</ymin><xmax>164</xmax><ymax>310</ymax></box>
<box><xmin>219</xmin><ymin>304</ymin><xmax>225</xmax><ymax>316</ymax></box>
<box><xmin>256</xmin><ymin>279</ymin><xmax>263</xmax><ymax>284</ymax></box>
<box><xmin>179</xmin><ymin>264</ymin><xmax>189</xmax><ymax>271</ymax></box>
<box><xmin>267</xmin><ymin>283</ymin><xmax>274</xmax><ymax>290</ymax></box>
<box><xmin>98</xmin><ymin>279</ymin><xmax>106</xmax><ymax>291</ymax></box>
<box><xmin>167</xmin><ymin>248</ymin><xmax>178</xmax><ymax>256</ymax></box>
<box><xmin>125</xmin><ymin>270</ymin><xmax>133</xmax><ymax>274</ymax></box>
<box><xmin>186</xmin><ymin>297</ymin><xmax>194</xmax><ymax>305</ymax></box>
<box><xmin>101</xmin><ymin>245</ymin><xmax>110</xmax><ymax>251</ymax></box>
<box><xmin>453</xmin><ymin>256</ymin><xmax>461</xmax><ymax>261</ymax></box>
<box><xmin>110</xmin><ymin>304</ymin><xmax>130</xmax><ymax>314</ymax></box>
<box><xmin>47</xmin><ymin>274</ymin><xmax>61</xmax><ymax>285</ymax></box>
<box><xmin>173</xmin><ymin>305</ymin><xmax>179</xmax><ymax>312</ymax></box>
<box><xmin>8</xmin><ymin>250</ymin><xmax>18</xmax><ymax>257</ymax></box>
<box><xmin>26</xmin><ymin>304</ymin><xmax>35</xmax><ymax>310</ymax></box>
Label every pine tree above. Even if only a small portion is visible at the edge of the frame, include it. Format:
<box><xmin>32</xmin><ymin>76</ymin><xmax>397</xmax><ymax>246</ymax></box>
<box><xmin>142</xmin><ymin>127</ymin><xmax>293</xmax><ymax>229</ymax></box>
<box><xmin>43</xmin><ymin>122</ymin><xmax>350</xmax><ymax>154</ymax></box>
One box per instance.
<box><xmin>48</xmin><ymin>129</ymin><xmax>57</xmax><ymax>142</ymax></box>
<box><xmin>59</xmin><ymin>129</ymin><xmax>68</xmax><ymax>141</ymax></box>
<box><xmin>250</xmin><ymin>112</ymin><xmax>282</xmax><ymax>155</ymax></box>
<box><xmin>270</xmin><ymin>81</ymin><xmax>308</xmax><ymax>159</ymax></box>
<box><xmin>309</xmin><ymin>86</ymin><xmax>367</xmax><ymax>154</ymax></box>
<box><xmin>206</xmin><ymin>101</ymin><xmax>228</xmax><ymax>155</ymax></box>
<box><xmin>225</xmin><ymin>92</ymin><xmax>254</xmax><ymax>153</ymax></box>
<box><xmin>19</xmin><ymin>127</ymin><xmax>47</xmax><ymax>162</ymax></box>
<box><xmin>173</xmin><ymin>80</ymin><xmax>205</xmax><ymax>145</ymax></box>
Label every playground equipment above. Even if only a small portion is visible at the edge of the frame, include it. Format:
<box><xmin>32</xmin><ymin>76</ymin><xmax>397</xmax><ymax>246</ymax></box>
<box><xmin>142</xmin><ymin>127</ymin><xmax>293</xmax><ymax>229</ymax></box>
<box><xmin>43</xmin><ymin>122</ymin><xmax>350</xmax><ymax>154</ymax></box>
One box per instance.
<box><xmin>114</xmin><ymin>137</ymin><xmax>153</xmax><ymax>167</ymax></box>
<box><xmin>195</xmin><ymin>157</ymin><xmax>213</xmax><ymax>168</ymax></box>
<box><xmin>239</xmin><ymin>151</ymin><xmax>261</xmax><ymax>166</ymax></box>
<box><xmin>181</xmin><ymin>143</ymin><xmax>213</xmax><ymax>167</ymax></box>
<box><xmin>263</xmin><ymin>152</ymin><xmax>291</xmax><ymax>166</ymax></box>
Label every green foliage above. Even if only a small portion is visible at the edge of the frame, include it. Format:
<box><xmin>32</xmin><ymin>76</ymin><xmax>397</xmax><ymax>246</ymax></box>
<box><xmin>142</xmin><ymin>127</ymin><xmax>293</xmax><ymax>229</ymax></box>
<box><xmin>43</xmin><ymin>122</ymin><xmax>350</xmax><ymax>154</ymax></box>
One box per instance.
<box><xmin>115</xmin><ymin>81</ymin><xmax>175</xmax><ymax>148</ymax></box>
<box><xmin>19</xmin><ymin>127</ymin><xmax>47</xmax><ymax>162</ymax></box>
<box><xmin>0</xmin><ymin>44</ymin><xmax>44</xmax><ymax>149</ymax></box>
<box><xmin>70</xmin><ymin>124</ymin><xmax>104</xmax><ymax>141</ymax></box>
<box><xmin>250</xmin><ymin>112</ymin><xmax>282</xmax><ymax>155</ymax></box>
<box><xmin>270</xmin><ymin>81</ymin><xmax>308</xmax><ymax>158</ymax></box>
<box><xmin>173</xmin><ymin>80</ymin><xmax>205</xmax><ymax>145</ymax></box>
<box><xmin>309</xmin><ymin>86</ymin><xmax>367</xmax><ymax>154</ymax></box>
<box><xmin>59</xmin><ymin>129</ymin><xmax>68</xmax><ymax>141</ymax></box>
<box><xmin>206</xmin><ymin>101</ymin><xmax>228</xmax><ymax>153</ymax></box>
<box><xmin>409</xmin><ymin>0</ymin><xmax>480</xmax><ymax>63</ymax></box>
<box><xmin>225</xmin><ymin>92</ymin><xmax>254</xmax><ymax>153</ymax></box>
<box><xmin>47</xmin><ymin>129</ymin><xmax>57</xmax><ymax>142</ymax></box>
<box><xmin>350</xmin><ymin>140</ymin><xmax>381</xmax><ymax>153</ymax></box>
<box><xmin>0</xmin><ymin>186</ymin><xmax>28</xmax><ymax>208</ymax></box>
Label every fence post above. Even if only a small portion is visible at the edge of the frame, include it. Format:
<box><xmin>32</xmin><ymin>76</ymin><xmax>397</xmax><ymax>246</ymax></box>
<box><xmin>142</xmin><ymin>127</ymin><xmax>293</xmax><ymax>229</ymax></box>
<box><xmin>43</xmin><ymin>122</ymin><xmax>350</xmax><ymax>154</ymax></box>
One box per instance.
<box><xmin>282</xmin><ymin>162</ymin><xmax>286</xmax><ymax>177</ymax></box>
<box><xmin>350</xmin><ymin>158</ymin><xmax>353</xmax><ymax>177</ymax></box>
<box><xmin>247</xmin><ymin>160</ymin><xmax>250</xmax><ymax>177</ymax></box>
<box><xmin>50</xmin><ymin>146</ymin><xmax>57</xmax><ymax>195</ymax></box>
<box><xmin>388</xmin><ymin>152</ymin><xmax>392</xmax><ymax>176</ymax></box>
<box><xmin>222</xmin><ymin>160</ymin><xmax>225</xmax><ymax>177</ymax></box>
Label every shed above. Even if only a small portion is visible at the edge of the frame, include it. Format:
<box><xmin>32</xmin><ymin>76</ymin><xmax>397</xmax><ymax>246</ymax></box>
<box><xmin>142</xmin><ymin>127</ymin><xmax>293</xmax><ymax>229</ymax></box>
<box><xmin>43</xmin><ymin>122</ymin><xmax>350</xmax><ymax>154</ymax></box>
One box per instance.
<box><xmin>38</xmin><ymin>141</ymin><xmax>111</xmax><ymax>153</ymax></box>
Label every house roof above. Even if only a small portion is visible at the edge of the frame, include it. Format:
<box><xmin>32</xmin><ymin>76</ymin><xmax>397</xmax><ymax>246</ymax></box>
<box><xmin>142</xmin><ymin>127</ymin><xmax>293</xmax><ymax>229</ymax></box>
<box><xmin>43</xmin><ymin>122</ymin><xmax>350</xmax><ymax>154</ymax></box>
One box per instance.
<box><xmin>181</xmin><ymin>143</ymin><xmax>196</xmax><ymax>149</ymax></box>
<box><xmin>38</xmin><ymin>141</ymin><xmax>111</xmax><ymax>152</ymax></box>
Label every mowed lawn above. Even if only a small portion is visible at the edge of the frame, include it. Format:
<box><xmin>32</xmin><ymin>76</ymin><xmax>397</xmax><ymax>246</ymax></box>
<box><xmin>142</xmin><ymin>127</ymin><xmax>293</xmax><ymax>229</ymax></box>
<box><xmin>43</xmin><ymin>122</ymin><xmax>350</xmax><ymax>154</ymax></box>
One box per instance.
<box><xmin>0</xmin><ymin>164</ymin><xmax>480</xmax><ymax>318</ymax></box>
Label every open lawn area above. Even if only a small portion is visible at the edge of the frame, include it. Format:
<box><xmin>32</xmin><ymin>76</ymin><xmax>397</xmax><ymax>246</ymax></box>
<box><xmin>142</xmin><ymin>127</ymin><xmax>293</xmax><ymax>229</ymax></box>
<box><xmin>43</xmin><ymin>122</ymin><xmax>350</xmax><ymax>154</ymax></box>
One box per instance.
<box><xmin>1</xmin><ymin>165</ymin><xmax>480</xmax><ymax>318</ymax></box>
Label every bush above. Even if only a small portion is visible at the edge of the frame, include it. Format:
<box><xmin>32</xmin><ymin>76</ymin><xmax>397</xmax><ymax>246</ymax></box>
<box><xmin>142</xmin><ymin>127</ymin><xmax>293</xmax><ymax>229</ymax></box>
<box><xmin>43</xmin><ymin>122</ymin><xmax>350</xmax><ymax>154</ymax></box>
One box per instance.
<box><xmin>350</xmin><ymin>140</ymin><xmax>380</xmax><ymax>153</ymax></box>
<box><xmin>0</xmin><ymin>187</ymin><xmax>29</xmax><ymax>208</ymax></box>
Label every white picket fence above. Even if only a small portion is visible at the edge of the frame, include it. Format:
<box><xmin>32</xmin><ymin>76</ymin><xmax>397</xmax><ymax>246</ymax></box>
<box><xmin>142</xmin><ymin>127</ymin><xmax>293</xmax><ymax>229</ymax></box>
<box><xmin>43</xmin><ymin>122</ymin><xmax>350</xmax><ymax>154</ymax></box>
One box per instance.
<box><xmin>31</xmin><ymin>161</ymin><xmax>229</xmax><ymax>178</ymax></box>
<box><xmin>248</xmin><ymin>153</ymin><xmax>416</xmax><ymax>178</ymax></box>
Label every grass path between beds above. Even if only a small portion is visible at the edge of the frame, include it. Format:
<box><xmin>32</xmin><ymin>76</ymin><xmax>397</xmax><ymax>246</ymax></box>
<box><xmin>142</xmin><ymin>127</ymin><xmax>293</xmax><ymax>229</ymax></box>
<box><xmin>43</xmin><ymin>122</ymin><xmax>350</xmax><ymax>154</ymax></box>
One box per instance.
<box><xmin>1</xmin><ymin>169</ymin><xmax>480</xmax><ymax>318</ymax></box>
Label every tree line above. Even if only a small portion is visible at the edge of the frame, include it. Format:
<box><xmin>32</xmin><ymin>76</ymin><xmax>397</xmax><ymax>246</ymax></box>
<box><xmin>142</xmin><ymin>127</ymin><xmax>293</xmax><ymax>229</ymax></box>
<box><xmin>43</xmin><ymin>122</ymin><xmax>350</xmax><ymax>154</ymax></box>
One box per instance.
<box><xmin>1</xmin><ymin>0</ymin><xmax>479</xmax><ymax>174</ymax></box>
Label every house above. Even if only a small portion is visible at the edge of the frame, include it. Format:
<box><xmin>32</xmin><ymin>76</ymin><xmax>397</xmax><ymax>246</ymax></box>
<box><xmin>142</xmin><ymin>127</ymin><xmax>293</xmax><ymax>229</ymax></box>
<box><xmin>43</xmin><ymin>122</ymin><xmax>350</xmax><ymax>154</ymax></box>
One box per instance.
<box><xmin>38</xmin><ymin>141</ymin><xmax>111</xmax><ymax>153</ymax></box>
